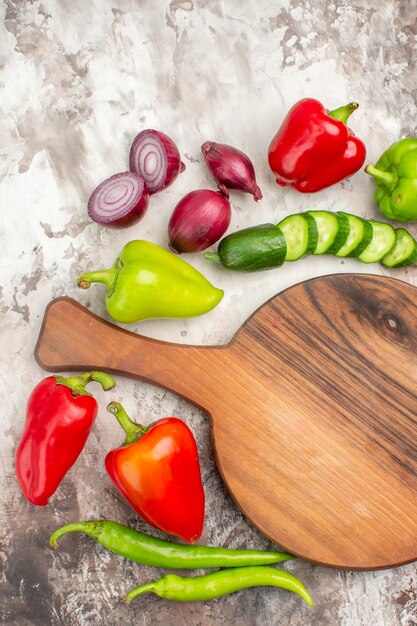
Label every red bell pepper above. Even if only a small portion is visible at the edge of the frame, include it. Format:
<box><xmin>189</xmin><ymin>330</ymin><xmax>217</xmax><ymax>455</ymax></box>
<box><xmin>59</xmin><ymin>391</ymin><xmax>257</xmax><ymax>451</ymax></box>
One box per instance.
<box><xmin>267</xmin><ymin>98</ymin><xmax>366</xmax><ymax>192</ymax></box>
<box><xmin>105</xmin><ymin>402</ymin><xmax>205</xmax><ymax>543</ymax></box>
<box><xmin>15</xmin><ymin>371</ymin><xmax>115</xmax><ymax>506</ymax></box>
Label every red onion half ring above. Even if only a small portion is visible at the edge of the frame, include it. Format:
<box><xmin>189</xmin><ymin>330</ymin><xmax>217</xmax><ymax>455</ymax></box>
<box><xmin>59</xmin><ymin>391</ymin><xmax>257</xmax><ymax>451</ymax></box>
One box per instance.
<box><xmin>129</xmin><ymin>129</ymin><xmax>185</xmax><ymax>194</ymax></box>
<box><xmin>87</xmin><ymin>171</ymin><xmax>149</xmax><ymax>227</ymax></box>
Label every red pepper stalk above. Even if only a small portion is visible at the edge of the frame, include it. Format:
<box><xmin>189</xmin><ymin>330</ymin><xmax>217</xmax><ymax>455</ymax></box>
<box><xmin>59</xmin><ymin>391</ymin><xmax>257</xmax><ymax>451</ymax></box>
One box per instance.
<box><xmin>15</xmin><ymin>371</ymin><xmax>116</xmax><ymax>506</ymax></box>
<box><xmin>105</xmin><ymin>402</ymin><xmax>205</xmax><ymax>544</ymax></box>
<box><xmin>268</xmin><ymin>98</ymin><xmax>366</xmax><ymax>192</ymax></box>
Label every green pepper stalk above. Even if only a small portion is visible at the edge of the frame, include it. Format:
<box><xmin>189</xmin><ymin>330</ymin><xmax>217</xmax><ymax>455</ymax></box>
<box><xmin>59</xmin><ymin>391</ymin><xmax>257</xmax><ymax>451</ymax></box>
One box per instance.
<box><xmin>124</xmin><ymin>567</ymin><xmax>313</xmax><ymax>605</ymax></box>
<box><xmin>365</xmin><ymin>138</ymin><xmax>417</xmax><ymax>222</ymax></box>
<box><xmin>49</xmin><ymin>520</ymin><xmax>295</xmax><ymax>569</ymax></box>
<box><xmin>77</xmin><ymin>240</ymin><xmax>224</xmax><ymax>323</ymax></box>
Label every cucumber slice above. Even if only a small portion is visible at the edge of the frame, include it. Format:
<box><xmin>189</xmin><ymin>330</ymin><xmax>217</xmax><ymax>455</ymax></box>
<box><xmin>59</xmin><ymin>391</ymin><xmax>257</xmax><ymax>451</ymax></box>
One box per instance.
<box><xmin>358</xmin><ymin>221</ymin><xmax>396</xmax><ymax>263</ymax></box>
<box><xmin>307</xmin><ymin>211</ymin><xmax>350</xmax><ymax>255</ymax></box>
<box><xmin>326</xmin><ymin>212</ymin><xmax>350</xmax><ymax>255</ymax></box>
<box><xmin>336</xmin><ymin>213</ymin><xmax>372</xmax><ymax>258</ymax></box>
<box><xmin>381</xmin><ymin>228</ymin><xmax>417</xmax><ymax>268</ymax></box>
<box><xmin>278</xmin><ymin>213</ymin><xmax>318</xmax><ymax>261</ymax></box>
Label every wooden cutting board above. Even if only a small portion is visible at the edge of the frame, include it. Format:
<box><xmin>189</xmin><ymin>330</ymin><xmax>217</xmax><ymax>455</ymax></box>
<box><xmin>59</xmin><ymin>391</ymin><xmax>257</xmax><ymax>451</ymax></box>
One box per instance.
<box><xmin>34</xmin><ymin>273</ymin><xmax>417</xmax><ymax>570</ymax></box>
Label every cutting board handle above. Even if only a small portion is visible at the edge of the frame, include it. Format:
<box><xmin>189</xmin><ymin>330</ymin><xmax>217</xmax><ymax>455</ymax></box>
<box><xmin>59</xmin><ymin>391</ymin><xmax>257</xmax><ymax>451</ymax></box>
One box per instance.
<box><xmin>35</xmin><ymin>297</ymin><xmax>224</xmax><ymax>409</ymax></box>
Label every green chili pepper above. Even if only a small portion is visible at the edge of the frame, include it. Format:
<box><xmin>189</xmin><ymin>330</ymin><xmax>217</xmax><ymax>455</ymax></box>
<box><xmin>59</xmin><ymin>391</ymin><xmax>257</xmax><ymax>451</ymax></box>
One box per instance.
<box><xmin>365</xmin><ymin>138</ymin><xmax>417</xmax><ymax>222</ymax></box>
<box><xmin>124</xmin><ymin>566</ymin><xmax>313</xmax><ymax>605</ymax></box>
<box><xmin>77</xmin><ymin>240</ymin><xmax>223</xmax><ymax>323</ymax></box>
<box><xmin>49</xmin><ymin>520</ymin><xmax>295</xmax><ymax>569</ymax></box>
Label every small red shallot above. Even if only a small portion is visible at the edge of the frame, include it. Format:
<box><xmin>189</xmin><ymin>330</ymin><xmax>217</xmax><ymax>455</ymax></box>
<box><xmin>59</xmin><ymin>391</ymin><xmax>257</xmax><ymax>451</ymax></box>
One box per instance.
<box><xmin>87</xmin><ymin>172</ymin><xmax>149</xmax><ymax>227</ymax></box>
<box><xmin>201</xmin><ymin>141</ymin><xmax>262</xmax><ymax>202</ymax></box>
<box><xmin>129</xmin><ymin>129</ymin><xmax>185</xmax><ymax>194</ymax></box>
<box><xmin>168</xmin><ymin>189</ymin><xmax>231</xmax><ymax>253</ymax></box>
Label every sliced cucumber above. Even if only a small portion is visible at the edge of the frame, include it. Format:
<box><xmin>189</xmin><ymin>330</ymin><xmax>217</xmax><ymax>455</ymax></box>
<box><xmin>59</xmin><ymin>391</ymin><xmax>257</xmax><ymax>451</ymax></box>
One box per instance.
<box><xmin>336</xmin><ymin>213</ymin><xmax>372</xmax><ymax>258</ymax></box>
<box><xmin>307</xmin><ymin>211</ymin><xmax>340</xmax><ymax>255</ymax></box>
<box><xmin>345</xmin><ymin>217</ymin><xmax>374</xmax><ymax>258</ymax></box>
<box><xmin>381</xmin><ymin>228</ymin><xmax>417</xmax><ymax>268</ymax></box>
<box><xmin>307</xmin><ymin>211</ymin><xmax>350</xmax><ymax>256</ymax></box>
<box><xmin>278</xmin><ymin>213</ymin><xmax>318</xmax><ymax>261</ymax></box>
<box><xmin>325</xmin><ymin>212</ymin><xmax>350</xmax><ymax>255</ymax></box>
<box><xmin>358</xmin><ymin>221</ymin><xmax>396</xmax><ymax>263</ymax></box>
<box><xmin>206</xmin><ymin>210</ymin><xmax>417</xmax><ymax>273</ymax></box>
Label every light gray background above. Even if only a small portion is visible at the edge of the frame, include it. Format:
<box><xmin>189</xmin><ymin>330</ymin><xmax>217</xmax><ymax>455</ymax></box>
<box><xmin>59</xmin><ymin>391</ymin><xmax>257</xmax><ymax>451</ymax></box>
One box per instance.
<box><xmin>1</xmin><ymin>1</ymin><xmax>416</xmax><ymax>624</ymax></box>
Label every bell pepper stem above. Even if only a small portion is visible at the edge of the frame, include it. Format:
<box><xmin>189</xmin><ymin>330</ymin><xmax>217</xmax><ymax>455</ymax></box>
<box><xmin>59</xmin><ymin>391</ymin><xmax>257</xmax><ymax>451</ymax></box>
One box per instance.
<box><xmin>125</xmin><ymin>583</ymin><xmax>156</xmax><ymax>604</ymax></box>
<box><xmin>50</xmin><ymin>521</ymin><xmax>104</xmax><ymax>549</ymax></box>
<box><xmin>204</xmin><ymin>252</ymin><xmax>221</xmax><ymax>263</ymax></box>
<box><xmin>107</xmin><ymin>402</ymin><xmax>148</xmax><ymax>445</ymax></box>
<box><xmin>365</xmin><ymin>164</ymin><xmax>398</xmax><ymax>190</ymax></box>
<box><xmin>328</xmin><ymin>102</ymin><xmax>359</xmax><ymax>124</ymax></box>
<box><xmin>89</xmin><ymin>371</ymin><xmax>116</xmax><ymax>390</ymax></box>
<box><xmin>77</xmin><ymin>267</ymin><xmax>117</xmax><ymax>291</ymax></box>
<box><xmin>55</xmin><ymin>371</ymin><xmax>116</xmax><ymax>396</ymax></box>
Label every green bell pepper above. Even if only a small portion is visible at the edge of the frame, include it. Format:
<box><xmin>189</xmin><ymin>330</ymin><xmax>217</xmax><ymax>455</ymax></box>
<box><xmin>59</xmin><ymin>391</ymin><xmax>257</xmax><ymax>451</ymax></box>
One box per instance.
<box><xmin>365</xmin><ymin>138</ymin><xmax>417</xmax><ymax>222</ymax></box>
<box><xmin>77</xmin><ymin>240</ymin><xmax>223</xmax><ymax>323</ymax></box>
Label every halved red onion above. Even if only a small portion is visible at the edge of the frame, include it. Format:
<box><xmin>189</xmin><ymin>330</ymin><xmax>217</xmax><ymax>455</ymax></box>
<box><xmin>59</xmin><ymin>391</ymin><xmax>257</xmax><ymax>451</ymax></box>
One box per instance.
<box><xmin>168</xmin><ymin>189</ymin><xmax>231</xmax><ymax>253</ymax></box>
<box><xmin>201</xmin><ymin>141</ymin><xmax>262</xmax><ymax>201</ymax></box>
<box><xmin>129</xmin><ymin>129</ymin><xmax>185</xmax><ymax>194</ymax></box>
<box><xmin>87</xmin><ymin>171</ymin><xmax>149</xmax><ymax>227</ymax></box>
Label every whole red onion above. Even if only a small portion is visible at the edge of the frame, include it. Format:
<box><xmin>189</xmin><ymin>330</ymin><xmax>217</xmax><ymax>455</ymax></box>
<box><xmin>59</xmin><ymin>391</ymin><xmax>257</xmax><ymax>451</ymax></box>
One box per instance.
<box><xmin>201</xmin><ymin>141</ymin><xmax>263</xmax><ymax>202</ymax></box>
<box><xmin>168</xmin><ymin>189</ymin><xmax>231</xmax><ymax>253</ymax></box>
<box><xmin>129</xmin><ymin>129</ymin><xmax>185</xmax><ymax>194</ymax></box>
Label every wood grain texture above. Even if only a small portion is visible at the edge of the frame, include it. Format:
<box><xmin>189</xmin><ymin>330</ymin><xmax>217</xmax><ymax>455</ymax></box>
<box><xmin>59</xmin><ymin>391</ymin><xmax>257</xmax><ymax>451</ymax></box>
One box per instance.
<box><xmin>35</xmin><ymin>274</ymin><xmax>417</xmax><ymax>570</ymax></box>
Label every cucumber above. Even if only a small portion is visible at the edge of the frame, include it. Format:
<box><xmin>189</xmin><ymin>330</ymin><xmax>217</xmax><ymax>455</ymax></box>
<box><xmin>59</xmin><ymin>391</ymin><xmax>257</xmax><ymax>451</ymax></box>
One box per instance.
<box><xmin>308</xmin><ymin>211</ymin><xmax>349</xmax><ymax>254</ymax></box>
<box><xmin>205</xmin><ymin>210</ymin><xmax>417</xmax><ymax>272</ymax></box>
<box><xmin>358</xmin><ymin>221</ymin><xmax>396</xmax><ymax>263</ymax></box>
<box><xmin>278</xmin><ymin>213</ymin><xmax>318</xmax><ymax>261</ymax></box>
<box><xmin>381</xmin><ymin>228</ymin><xmax>417</xmax><ymax>268</ymax></box>
<box><xmin>336</xmin><ymin>213</ymin><xmax>373</xmax><ymax>258</ymax></box>
<box><xmin>209</xmin><ymin>223</ymin><xmax>287</xmax><ymax>272</ymax></box>
<box><xmin>324</xmin><ymin>212</ymin><xmax>350</xmax><ymax>255</ymax></box>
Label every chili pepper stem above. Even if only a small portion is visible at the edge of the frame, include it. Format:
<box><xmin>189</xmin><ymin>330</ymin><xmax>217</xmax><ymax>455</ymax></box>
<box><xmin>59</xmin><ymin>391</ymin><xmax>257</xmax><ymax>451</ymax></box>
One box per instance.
<box><xmin>125</xmin><ymin>583</ymin><xmax>156</xmax><ymax>604</ymax></box>
<box><xmin>204</xmin><ymin>252</ymin><xmax>221</xmax><ymax>263</ymax></box>
<box><xmin>77</xmin><ymin>267</ymin><xmax>117</xmax><ymax>291</ymax></box>
<box><xmin>107</xmin><ymin>402</ymin><xmax>148</xmax><ymax>445</ymax></box>
<box><xmin>365</xmin><ymin>165</ymin><xmax>398</xmax><ymax>191</ymax></box>
<box><xmin>55</xmin><ymin>371</ymin><xmax>116</xmax><ymax>396</ymax></box>
<box><xmin>50</xmin><ymin>521</ymin><xmax>103</xmax><ymax>549</ymax></box>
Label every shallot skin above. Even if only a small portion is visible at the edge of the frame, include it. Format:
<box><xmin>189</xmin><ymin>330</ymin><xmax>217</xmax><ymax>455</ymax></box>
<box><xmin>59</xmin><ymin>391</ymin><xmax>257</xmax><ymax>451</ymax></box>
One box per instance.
<box><xmin>129</xmin><ymin>129</ymin><xmax>185</xmax><ymax>194</ymax></box>
<box><xmin>87</xmin><ymin>171</ymin><xmax>149</xmax><ymax>228</ymax></box>
<box><xmin>168</xmin><ymin>189</ymin><xmax>231</xmax><ymax>253</ymax></box>
<box><xmin>201</xmin><ymin>141</ymin><xmax>263</xmax><ymax>202</ymax></box>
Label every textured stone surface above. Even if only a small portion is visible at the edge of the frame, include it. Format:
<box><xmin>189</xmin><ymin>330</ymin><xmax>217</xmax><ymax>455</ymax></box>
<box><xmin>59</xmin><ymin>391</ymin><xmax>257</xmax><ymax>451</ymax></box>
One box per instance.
<box><xmin>1</xmin><ymin>0</ymin><xmax>417</xmax><ymax>624</ymax></box>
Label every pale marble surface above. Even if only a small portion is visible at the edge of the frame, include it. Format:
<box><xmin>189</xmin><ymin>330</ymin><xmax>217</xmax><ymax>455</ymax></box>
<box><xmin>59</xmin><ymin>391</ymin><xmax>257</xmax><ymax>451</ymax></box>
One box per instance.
<box><xmin>1</xmin><ymin>0</ymin><xmax>417</xmax><ymax>624</ymax></box>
